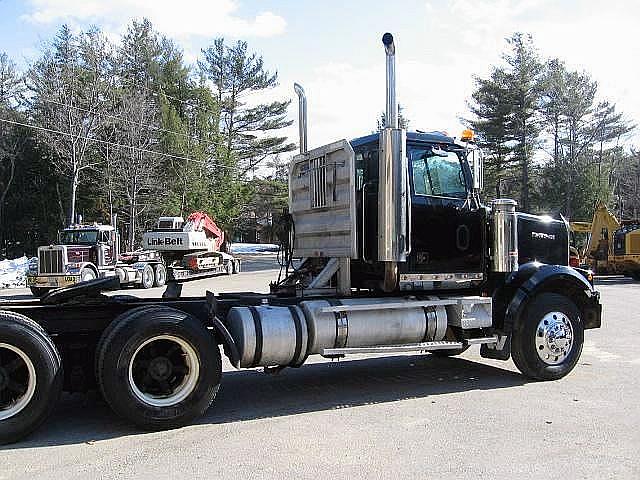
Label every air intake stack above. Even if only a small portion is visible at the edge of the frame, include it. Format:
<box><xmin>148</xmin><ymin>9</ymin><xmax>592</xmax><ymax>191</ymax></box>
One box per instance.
<box><xmin>378</xmin><ymin>33</ymin><xmax>408</xmax><ymax>291</ymax></box>
<box><xmin>294</xmin><ymin>83</ymin><xmax>307</xmax><ymax>154</ymax></box>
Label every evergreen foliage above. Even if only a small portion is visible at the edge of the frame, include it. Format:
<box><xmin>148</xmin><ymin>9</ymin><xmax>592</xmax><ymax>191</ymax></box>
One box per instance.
<box><xmin>467</xmin><ymin>33</ymin><xmax>635</xmax><ymax>221</ymax></box>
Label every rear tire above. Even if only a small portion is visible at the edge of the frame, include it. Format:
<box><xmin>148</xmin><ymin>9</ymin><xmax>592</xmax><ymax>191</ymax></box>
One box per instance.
<box><xmin>96</xmin><ymin>306</ymin><xmax>221</xmax><ymax>430</ymax></box>
<box><xmin>0</xmin><ymin>311</ymin><xmax>63</xmax><ymax>445</ymax></box>
<box><xmin>140</xmin><ymin>264</ymin><xmax>154</xmax><ymax>289</ymax></box>
<box><xmin>511</xmin><ymin>292</ymin><xmax>584</xmax><ymax>381</ymax></box>
<box><xmin>153</xmin><ymin>264</ymin><xmax>166</xmax><ymax>287</ymax></box>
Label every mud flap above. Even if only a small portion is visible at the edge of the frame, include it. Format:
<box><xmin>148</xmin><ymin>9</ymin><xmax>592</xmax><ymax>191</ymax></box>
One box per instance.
<box><xmin>480</xmin><ymin>334</ymin><xmax>511</xmax><ymax>360</ymax></box>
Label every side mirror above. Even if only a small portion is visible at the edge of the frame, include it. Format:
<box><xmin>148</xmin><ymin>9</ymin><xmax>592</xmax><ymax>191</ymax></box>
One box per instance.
<box><xmin>470</xmin><ymin>148</ymin><xmax>484</xmax><ymax>192</ymax></box>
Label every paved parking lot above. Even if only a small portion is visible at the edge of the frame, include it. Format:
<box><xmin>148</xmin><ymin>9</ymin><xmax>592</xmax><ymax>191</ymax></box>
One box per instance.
<box><xmin>1</xmin><ymin>258</ymin><xmax>639</xmax><ymax>479</ymax></box>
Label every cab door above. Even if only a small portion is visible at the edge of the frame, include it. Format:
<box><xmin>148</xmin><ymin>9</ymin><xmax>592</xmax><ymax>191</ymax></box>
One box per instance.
<box><xmin>405</xmin><ymin>144</ymin><xmax>484</xmax><ymax>276</ymax></box>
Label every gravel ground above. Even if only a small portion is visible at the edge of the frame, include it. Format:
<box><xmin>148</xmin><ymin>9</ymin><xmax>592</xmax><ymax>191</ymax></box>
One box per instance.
<box><xmin>1</xmin><ymin>258</ymin><xmax>639</xmax><ymax>479</ymax></box>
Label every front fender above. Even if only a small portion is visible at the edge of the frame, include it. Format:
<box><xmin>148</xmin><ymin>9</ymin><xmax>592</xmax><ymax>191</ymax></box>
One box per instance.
<box><xmin>504</xmin><ymin>263</ymin><xmax>600</xmax><ymax>333</ymax></box>
<box><xmin>482</xmin><ymin>263</ymin><xmax>601</xmax><ymax>361</ymax></box>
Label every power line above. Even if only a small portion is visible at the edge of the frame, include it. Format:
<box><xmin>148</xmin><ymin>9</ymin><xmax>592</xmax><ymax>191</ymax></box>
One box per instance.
<box><xmin>0</xmin><ymin>117</ymin><xmax>238</xmax><ymax>171</ymax></box>
<box><xmin>37</xmin><ymin>97</ymin><xmax>220</xmax><ymax>145</ymax></box>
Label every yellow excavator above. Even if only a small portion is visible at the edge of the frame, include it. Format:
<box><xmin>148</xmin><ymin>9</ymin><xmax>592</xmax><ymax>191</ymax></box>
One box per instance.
<box><xmin>570</xmin><ymin>203</ymin><xmax>640</xmax><ymax>279</ymax></box>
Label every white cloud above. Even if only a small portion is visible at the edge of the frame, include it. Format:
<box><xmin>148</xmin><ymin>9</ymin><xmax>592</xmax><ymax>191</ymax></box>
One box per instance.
<box><xmin>22</xmin><ymin>0</ymin><xmax>286</xmax><ymax>38</ymax></box>
<box><xmin>280</xmin><ymin>0</ymin><xmax>639</xmax><ymax>151</ymax></box>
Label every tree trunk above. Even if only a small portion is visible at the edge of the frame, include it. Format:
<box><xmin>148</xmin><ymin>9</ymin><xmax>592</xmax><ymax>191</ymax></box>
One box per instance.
<box><xmin>69</xmin><ymin>169</ymin><xmax>79</xmax><ymax>225</ymax></box>
<box><xmin>55</xmin><ymin>181</ymin><xmax>65</xmax><ymax>227</ymax></box>
<box><xmin>520</xmin><ymin>127</ymin><xmax>529</xmax><ymax>212</ymax></box>
<box><xmin>0</xmin><ymin>156</ymin><xmax>16</xmax><ymax>246</ymax></box>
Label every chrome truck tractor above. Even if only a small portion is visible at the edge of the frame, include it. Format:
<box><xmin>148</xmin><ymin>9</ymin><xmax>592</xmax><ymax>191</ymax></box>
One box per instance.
<box><xmin>26</xmin><ymin>224</ymin><xmax>121</xmax><ymax>297</ymax></box>
<box><xmin>27</xmin><ymin>223</ymin><xmax>165</xmax><ymax>297</ymax></box>
<box><xmin>0</xmin><ymin>32</ymin><xmax>601</xmax><ymax>444</ymax></box>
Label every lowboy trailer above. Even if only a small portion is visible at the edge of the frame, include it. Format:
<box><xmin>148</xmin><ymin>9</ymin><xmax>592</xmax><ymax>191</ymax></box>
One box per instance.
<box><xmin>0</xmin><ymin>33</ymin><xmax>601</xmax><ymax>444</ymax></box>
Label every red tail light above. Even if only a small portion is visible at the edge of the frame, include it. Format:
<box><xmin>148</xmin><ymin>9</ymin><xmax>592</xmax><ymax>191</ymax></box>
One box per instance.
<box><xmin>186</xmin><ymin>257</ymin><xmax>198</xmax><ymax>270</ymax></box>
<box><xmin>569</xmin><ymin>256</ymin><xmax>579</xmax><ymax>268</ymax></box>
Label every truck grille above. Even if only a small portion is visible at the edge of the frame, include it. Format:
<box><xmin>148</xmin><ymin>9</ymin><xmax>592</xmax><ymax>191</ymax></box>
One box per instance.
<box><xmin>39</xmin><ymin>248</ymin><xmax>65</xmax><ymax>274</ymax></box>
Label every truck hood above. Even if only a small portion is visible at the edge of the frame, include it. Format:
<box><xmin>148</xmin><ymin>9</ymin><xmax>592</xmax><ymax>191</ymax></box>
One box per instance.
<box><xmin>65</xmin><ymin>245</ymin><xmax>92</xmax><ymax>263</ymax></box>
<box><xmin>517</xmin><ymin>213</ymin><xmax>569</xmax><ymax>266</ymax></box>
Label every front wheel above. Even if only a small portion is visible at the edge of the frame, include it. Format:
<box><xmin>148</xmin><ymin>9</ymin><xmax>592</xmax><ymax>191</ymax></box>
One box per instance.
<box><xmin>80</xmin><ymin>267</ymin><xmax>97</xmax><ymax>283</ymax></box>
<box><xmin>511</xmin><ymin>292</ymin><xmax>584</xmax><ymax>381</ymax></box>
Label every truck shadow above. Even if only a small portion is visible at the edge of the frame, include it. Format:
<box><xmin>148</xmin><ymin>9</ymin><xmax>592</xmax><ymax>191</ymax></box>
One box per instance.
<box><xmin>4</xmin><ymin>355</ymin><xmax>527</xmax><ymax>450</ymax></box>
<box><xmin>203</xmin><ymin>355</ymin><xmax>527</xmax><ymax>425</ymax></box>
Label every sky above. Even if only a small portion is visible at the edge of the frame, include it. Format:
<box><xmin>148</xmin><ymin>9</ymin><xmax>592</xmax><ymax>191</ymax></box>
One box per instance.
<box><xmin>0</xmin><ymin>0</ymin><xmax>638</xmax><ymax>150</ymax></box>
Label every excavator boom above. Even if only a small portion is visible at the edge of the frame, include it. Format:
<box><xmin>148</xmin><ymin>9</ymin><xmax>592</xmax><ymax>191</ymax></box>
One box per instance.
<box><xmin>184</xmin><ymin>211</ymin><xmax>225</xmax><ymax>251</ymax></box>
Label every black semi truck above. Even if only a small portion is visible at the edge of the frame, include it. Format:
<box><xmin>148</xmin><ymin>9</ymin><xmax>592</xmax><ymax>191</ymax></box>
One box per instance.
<box><xmin>0</xmin><ymin>33</ymin><xmax>601</xmax><ymax>444</ymax></box>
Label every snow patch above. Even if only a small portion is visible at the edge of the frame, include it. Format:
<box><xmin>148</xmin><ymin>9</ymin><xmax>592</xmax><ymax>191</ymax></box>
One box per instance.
<box><xmin>230</xmin><ymin>243</ymin><xmax>279</xmax><ymax>254</ymax></box>
<box><xmin>0</xmin><ymin>256</ymin><xmax>33</xmax><ymax>289</ymax></box>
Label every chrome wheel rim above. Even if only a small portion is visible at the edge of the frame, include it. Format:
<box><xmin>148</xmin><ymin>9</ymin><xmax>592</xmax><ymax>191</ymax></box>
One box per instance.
<box><xmin>0</xmin><ymin>343</ymin><xmax>37</xmax><ymax>421</ymax></box>
<box><xmin>128</xmin><ymin>335</ymin><xmax>200</xmax><ymax>407</ymax></box>
<box><xmin>535</xmin><ymin>311</ymin><xmax>574</xmax><ymax>365</ymax></box>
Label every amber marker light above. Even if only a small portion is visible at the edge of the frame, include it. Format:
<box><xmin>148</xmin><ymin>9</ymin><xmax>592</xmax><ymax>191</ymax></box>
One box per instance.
<box><xmin>461</xmin><ymin>129</ymin><xmax>474</xmax><ymax>142</ymax></box>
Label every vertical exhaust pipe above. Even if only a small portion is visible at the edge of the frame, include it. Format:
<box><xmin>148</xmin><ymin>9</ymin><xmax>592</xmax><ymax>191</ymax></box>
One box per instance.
<box><xmin>378</xmin><ymin>32</ymin><xmax>407</xmax><ymax>292</ymax></box>
<box><xmin>294</xmin><ymin>83</ymin><xmax>307</xmax><ymax>154</ymax></box>
<box><xmin>382</xmin><ymin>32</ymin><xmax>397</xmax><ymax>128</ymax></box>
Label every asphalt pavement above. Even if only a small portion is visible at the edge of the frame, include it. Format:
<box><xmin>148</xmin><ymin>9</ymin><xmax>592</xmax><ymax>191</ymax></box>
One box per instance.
<box><xmin>1</xmin><ymin>257</ymin><xmax>639</xmax><ymax>479</ymax></box>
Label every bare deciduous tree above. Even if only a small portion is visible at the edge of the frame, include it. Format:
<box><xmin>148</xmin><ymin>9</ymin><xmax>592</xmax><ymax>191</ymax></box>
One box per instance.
<box><xmin>28</xmin><ymin>25</ymin><xmax>113</xmax><ymax>224</ymax></box>
<box><xmin>110</xmin><ymin>91</ymin><xmax>163</xmax><ymax>249</ymax></box>
<box><xmin>0</xmin><ymin>52</ymin><xmax>26</xmax><ymax>246</ymax></box>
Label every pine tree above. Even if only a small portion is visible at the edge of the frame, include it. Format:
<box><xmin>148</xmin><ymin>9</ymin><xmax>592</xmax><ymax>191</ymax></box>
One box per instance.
<box><xmin>199</xmin><ymin>38</ymin><xmax>295</xmax><ymax>175</ymax></box>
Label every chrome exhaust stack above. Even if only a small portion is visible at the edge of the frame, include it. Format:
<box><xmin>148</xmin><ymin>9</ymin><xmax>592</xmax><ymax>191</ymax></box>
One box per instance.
<box><xmin>382</xmin><ymin>32</ymin><xmax>397</xmax><ymax>129</ymax></box>
<box><xmin>294</xmin><ymin>83</ymin><xmax>308</xmax><ymax>154</ymax></box>
<box><xmin>378</xmin><ymin>33</ymin><xmax>408</xmax><ymax>291</ymax></box>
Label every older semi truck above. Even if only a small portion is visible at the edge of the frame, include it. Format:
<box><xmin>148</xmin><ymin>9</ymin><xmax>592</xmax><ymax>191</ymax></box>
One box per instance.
<box><xmin>0</xmin><ymin>33</ymin><xmax>601</xmax><ymax>444</ymax></box>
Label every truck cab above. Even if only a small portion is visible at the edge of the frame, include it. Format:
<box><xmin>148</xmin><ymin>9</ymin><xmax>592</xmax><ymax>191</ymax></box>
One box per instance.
<box><xmin>351</xmin><ymin>131</ymin><xmax>486</xmax><ymax>291</ymax></box>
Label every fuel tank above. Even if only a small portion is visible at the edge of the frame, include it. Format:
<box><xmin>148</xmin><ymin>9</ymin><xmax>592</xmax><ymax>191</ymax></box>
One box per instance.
<box><xmin>226</xmin><ymin>297</ymin><xmax>447</xmax><ymax>368</ymax></box>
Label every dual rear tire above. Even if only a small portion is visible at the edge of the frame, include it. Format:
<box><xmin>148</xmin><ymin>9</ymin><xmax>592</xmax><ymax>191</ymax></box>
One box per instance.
<box><xmin>95</xmin><ymin>306</ymin><xmax>221</xmax><ymax>430</ymax></box>
<box><xmin>0</xmin><ymin>311</ymin><xmax>63</xmax><ymax>445</ymax></box>
<box><xmin>140</xmin><ymin>263</ymin><xmax>167</xmax><ymax>289</ymax></box>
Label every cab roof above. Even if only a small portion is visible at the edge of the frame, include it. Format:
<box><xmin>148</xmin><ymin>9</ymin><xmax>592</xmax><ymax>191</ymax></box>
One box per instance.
<box><xmin>64</xmin><ymin>224</ymin><xmax>114</xmax><ymax>232</ymax></box>
<box><xmin>350</xmin><ymin>130</ymin><xmax>456</xmax><ymax>148</ymax></box>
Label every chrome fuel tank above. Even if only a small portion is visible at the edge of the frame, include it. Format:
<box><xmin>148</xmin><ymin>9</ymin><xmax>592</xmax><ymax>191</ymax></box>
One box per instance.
<box><xmin>300</xmin><ymin>298</ymin><xmax>447</xmax><ymax>354</ymax></box>
<box><xmin>226</xmin><ymin>298</ymin><xmax>449</xmax><ymax>368</ymax></box>
<box><xmin>226</xmin><ymin>305</ymin><xmax>309</xmax><ymax>368</ymax></box>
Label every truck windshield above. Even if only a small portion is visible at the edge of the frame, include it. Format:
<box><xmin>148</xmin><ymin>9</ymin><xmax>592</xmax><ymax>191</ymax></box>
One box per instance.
<box><xmin>61</xmin><ymin>230</ymin><xmax>98</xmax><ymax>245</ymax></box>
<box><xmin>410</xmin><ymin>147</ymin><xmax>467</xmax><ymax>199</ymax></box>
